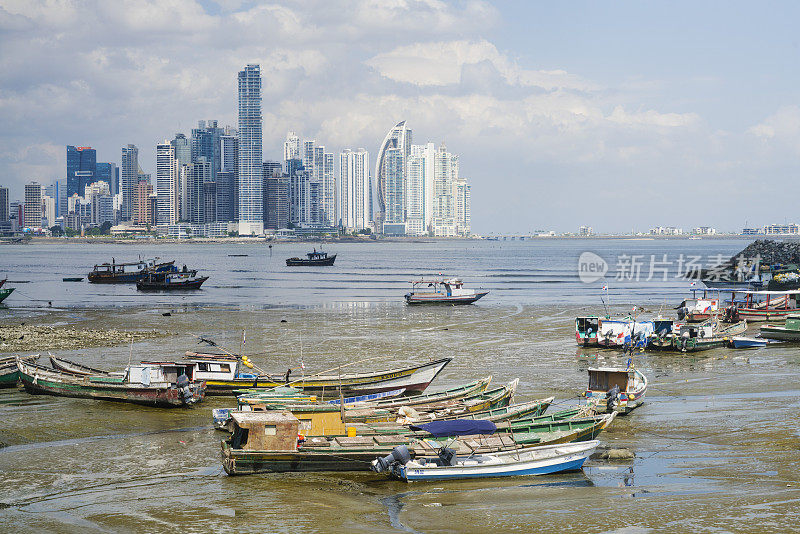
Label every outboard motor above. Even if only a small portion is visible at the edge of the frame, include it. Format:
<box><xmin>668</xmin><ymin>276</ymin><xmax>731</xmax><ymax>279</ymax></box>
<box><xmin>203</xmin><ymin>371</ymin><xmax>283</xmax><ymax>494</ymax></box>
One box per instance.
<box><xmin>371</xmin><ymin>445</ymin><xmax>411</xmax><ymax>473</ymax></box>
<box><xmin>606</xmin><ymin>384</ymin><xmax>620</xmax><ymax>411</ymax></box>
<box><xmin>177</xmin><ymin>374</ymin><xmax>193</xmax><ymax>404</ymax></box>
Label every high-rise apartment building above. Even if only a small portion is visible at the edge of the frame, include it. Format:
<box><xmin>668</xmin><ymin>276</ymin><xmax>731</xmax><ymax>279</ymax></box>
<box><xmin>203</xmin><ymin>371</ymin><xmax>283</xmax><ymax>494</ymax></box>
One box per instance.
<box><xmin>156</xmin><ymin>141</ymin><xmax>179</xmax><ymax>225</ymax></box>
<box><xmin>121</xmin><ymin>144</ymin><xmax>138</xmax><ymax>221</ymax></box>
<box><xmin>455</xmin><ymin>178</ymin><xmax>471</xmax><ymax>236</ymax></box>
<box><xmin>188</xmin><ymin>158</ymin><xmax>212</xmax><ymax>224</ymax></box>
<box><xmin>66</xmin><ymin>145</ymin><xmax>97</xmax><ymax>198</ymax></box>
<box><xmin>0</xmin><ymin>186</ymin><xmax>8</xmax><ymax>222</ymax></box>
<box><xmin>284</xmin><ymin>132</ymin><xmax>300</xmax><ymax>163</ymax></box>
<box><xmin>237</xmin><ymin>64</ymin><xmax>263</xmax><ymax>235</ymax></box>
<box><xmin>24</xmin><ymin>182</ymin><xmax>43</xmax><ymax>229</ymax></box>
<box><xmin>264</xmin><ymin>175</ymin><xmax>289</xmax><ymax>230</ymax></box>
<box><xmin>405</xmin><ymin>143</ymin><xmax>436</xmax><ymax>236</ymax></box>
<box><xmin>339</xmin><ymin>149</ymin><xmax>371</xmax><ymax>231</ymax></box>
<box><xmin>191</xmin><ymin>120</ymin><xmax>223</xmax><ymax>182</ymax></box>
<box><xmin>432</xmin><ymin>143</ymin><xmax>458</xmax><ymax>236</ymax></box>
<box><xmin>375</xmin><ymin>121</ymin><xmax>411</xmax><ymax>233</ymax></box>
<box><xmin>134</xmin><ymin>181</ymin><xmax>153</xmax><ymax>225</ymax></box>
<box><xmin>96</xmin><ymin>162</ymin><xmax>118</xmax><ymax>196</ymax></box>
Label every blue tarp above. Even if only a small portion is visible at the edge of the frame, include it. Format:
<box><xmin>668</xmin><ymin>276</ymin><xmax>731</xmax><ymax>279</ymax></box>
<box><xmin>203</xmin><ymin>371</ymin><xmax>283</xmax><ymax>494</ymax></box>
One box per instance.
<box><xmin>409</xmin><ymin>419</ymin><xmax>497</xmax><ymax>437</ymax></box>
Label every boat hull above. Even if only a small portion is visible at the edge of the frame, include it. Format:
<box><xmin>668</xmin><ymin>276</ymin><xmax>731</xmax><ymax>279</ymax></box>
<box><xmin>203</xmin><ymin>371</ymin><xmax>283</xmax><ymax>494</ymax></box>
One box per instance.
<box><xmin>198</xmin><ymin>357</ymin><xmax>452</xmax><ymax>396</ymax></box>
<box><xmin>136</xmin><ymin>276</ymin><xmax>209</xmax><ymax>291</ymax></box>
<box><xmin>286</xmin><ymin>254</ymin><xmax>336</xmax><ymax>266</ymax></box>
<box><xmin>396</xmin><ymin>442</ymin><xmax>598</xmax><ymax>481</ymax></box>
<box><xmin>0</xmin><ymin>287</ymin><xmax>14</xmax><ymax>303</ymax></box>
<box><xmin>730</xmin><ymin>336</ymin><xmax>768</xmax><ymax>348</ymax></box>
<box><xmin>739</xmin><ymin>308</ymin><xmax>800</xmax><ymax>322</ymax></box>
<box><xmin>405</xmin><ymin>291</ymin><xmax>489</xmax><ymax>305</ymax></box>
<box><xmin>759</xmin><ymin>326</ymin><xmax>800</xmax><ymax>341</ymax></box>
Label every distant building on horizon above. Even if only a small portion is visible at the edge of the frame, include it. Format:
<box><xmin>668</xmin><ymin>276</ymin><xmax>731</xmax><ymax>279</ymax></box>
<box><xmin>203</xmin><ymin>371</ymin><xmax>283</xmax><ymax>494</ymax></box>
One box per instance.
<box><xmin>156</xmin><ymin>141</ymin><xmax>179</xmax><ymax>226</ymax></box>
<box><xmin>339</xmin><ymin>148</ymin><xmax>371</xmax><ymax>231</ymax></box>
<box><xmin>24</xmin><ymin>181</ymin><xmax>42</xmax><ymax>229</ymax></box>
<box><xmin>375</xmin><ymin>120</ymin><xmax>411</xmax><ymax>235</ymax></box>
<box><xmin>121</xmin><ymin>144</ymin><xmax>138</xmax><ymax>221</ymax></box>
<box><xmin>0</xmin><ymin>185</ymin><xmax>8</xmax><ymax>222</ymax></box>
<box><xmin>66</xmin><ymin>145</ymin><xmax>96</xmax><ymax>199</ymax></box>
<box><xmin>237</xmin><ymin>64</ymin><xmax>263</xmax><ymax>235</ymax></box>
<box><xmin>95</xmin><ymin>162</ymin><xmax>118</xmax><ymax>196</ymax></box>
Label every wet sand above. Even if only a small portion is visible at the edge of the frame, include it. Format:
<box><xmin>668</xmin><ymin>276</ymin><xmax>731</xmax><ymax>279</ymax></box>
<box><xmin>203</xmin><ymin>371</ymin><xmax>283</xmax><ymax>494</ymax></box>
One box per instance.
<box><xmin>1</xmin><ymin>302</ymin><xmax>799</xmax><ymax>532</ymax></box>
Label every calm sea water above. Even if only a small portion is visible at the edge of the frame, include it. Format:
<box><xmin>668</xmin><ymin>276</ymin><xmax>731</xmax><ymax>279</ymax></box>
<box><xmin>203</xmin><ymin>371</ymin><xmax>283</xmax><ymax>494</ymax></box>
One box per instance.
<box><xmin>0</xmin><ymin>238</ymin><xmax>752</xmax><ymax>309</ymax></box>
<box><xmin>2</xmin><ymin>237</ymin><xmax>799</xmax><ymax>533</ymax></box>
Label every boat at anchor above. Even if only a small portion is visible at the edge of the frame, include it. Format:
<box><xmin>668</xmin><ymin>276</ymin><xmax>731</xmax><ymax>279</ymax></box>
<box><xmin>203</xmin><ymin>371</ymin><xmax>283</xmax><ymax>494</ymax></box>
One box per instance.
<box><xmin>405</xmin><ymin>278</ymin><xmax>488</xmax><ymax>305</ymax></box>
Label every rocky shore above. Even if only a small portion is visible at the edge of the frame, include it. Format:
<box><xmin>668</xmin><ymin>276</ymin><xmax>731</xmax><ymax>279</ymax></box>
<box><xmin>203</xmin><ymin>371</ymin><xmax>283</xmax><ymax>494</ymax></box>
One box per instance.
<box><xmin>0</xmin><ymin>324</ymin><xmax>164</xmax><ymax>353</ymax></box>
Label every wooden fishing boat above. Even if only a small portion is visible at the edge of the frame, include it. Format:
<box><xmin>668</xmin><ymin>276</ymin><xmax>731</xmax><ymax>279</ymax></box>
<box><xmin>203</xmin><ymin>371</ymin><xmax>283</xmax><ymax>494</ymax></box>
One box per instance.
<box><xmin>376</xmin><ymin>440</ymin><xmax>599</xmax><ymax>482</ymax></box>
<box><xmin>220</xmin><ymin>411</ymin><xmax>604</xmax><ymax>475</ymax></box>
<box><xmin>671</xmin><ymin>320</ymin><xmax>747</xmax><ymax>352</ymax></box>
<box><xmin>0</xmin><ymin>287</ymin><xmax>14</xmax><ymax>304</ymax></box>
<box><xmin>183</xmin><ymin>352</ymin><xmax>453</xmax><ymax>396</ymax></box>
<box><xmin>17</xmin><ymin>358</ymin><xmax>206</xmax><ymax>407</ymax></box>
<box><xmin>49</xmin><ymin>355</ymin><xmax>118</xmax><ymax>376</ymax></box>
<box><xmin>575</xmin><ymin>316</ymin><xmax>600</xmax><ymax>346</ymax></box>
<box><xmin>286</xmin><ymin>250</ymin><xmax>336</xmax><ymax>266</ymax></box>
<box><xmin>760</xmin><ymin>314</ymin><xmax>800</xmax><ymax>341</ymax></box>
<box><xmin>733</xmin><ymin>290</ymin><xmax>800</xmax><ymax>322</ymax></box>
<box><xmin>583</xmin><ymin>367</ymin><xmax>646</xmax><ymax>415</ymax></box>
<box><xmin>0</xmin><ymin>355</ymin><xmax>36</xmax><ymax>388</ymax></box>
<box><xmin>88</xmin><ymin>258</ymin><xmax>175</xmax><ymax>283</ymax></box>
<box><xmin>394</xmin><ymin>397</ymin><xmax>552</xmax><ymax>425</ymax></box>
<box><xmin>136</xmin><ymin>271</ymin><xmax>209</xmax><ymax>291</ymax></box>
<box><xmin>405</xmin><ymin>278</ymin><xmax>488</xmax><ymax>305</ymax></box>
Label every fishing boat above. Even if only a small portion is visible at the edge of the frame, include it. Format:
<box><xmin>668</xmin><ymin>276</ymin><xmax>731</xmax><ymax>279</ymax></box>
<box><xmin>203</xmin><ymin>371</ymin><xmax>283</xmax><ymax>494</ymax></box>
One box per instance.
<box><xmin>62</xmin><ymin>277</ymin><xmax>83</xmax><ymax>282</ymax></box>
<box><xmin>647</xmin><ymin>318</ymin><xmax>682</xmax><ymax>350</ymax></box>
<box><xmin>671</xmin><ymin>320</ymin><xmax>747</xmax><ymax>352</ymax></box>
<box><xmin>373</xmin><ymin>432</ymin><xmax>599</xmax><ymax>482</ymax></box>
<box><xmin>0</xmin><ymin>287</ymin><xmax>13</xmax><ymax>304</ymax></box>
<box><xmin>597</xmin><ymin>318</ymin><xmax>654</xmax><ymax>348</ymax></box>
<box><xmin>734</xmin><ymin>290</ymin><xmax>800</xmax><ymax>322</ymax></box>
<box><xmin>136</xmin><ymin>270</ymin><xmax>209</xmax><ymax>291</ymax></box>
<box><xmin>87</xmin><ymin>258</ymin><xmax>175</xmax><ymax>283</ymax></box>
<box><xmin>676</xmin><ymin>293</ymin><xmax>720</xmax><ymax>322</ymax></box>
<box><xmin>285</xmin><ymin>250</ymin><xmax>336</xmax><ymax>266</ymax></box>
<box><xmin>0</xmin><ymin>355</ymin><xmax>36</xmax><ymax>388</ymax></box>
<box><xmin>729</xmin><ymin>336</ymin><xmax>769</xmax><ymax>348</ymax></box>
<box><xmin>760</xmin><ymin>315</ymin><xmax>800</xmax><ymax>341</ymax></box>
<box><xmin>583</xmin><ymin>367</ymin><xmax>646</xmax><ymax>415</ymax></box>
<box><xmin>405</xmin><ymin>278</ymin><xmax>489</xmax><ymax>305</ymax></box>
<box><xmin>17</xmin><ymin>358</ymin><xmax>206</xmax><ymax>407</ymax></box>
<box><xmin>575</xmin><ymin>316</ymin><xmax>600</xmax><ymax>346</ymax></box>
<box><xmin>182</xmin><ymin>352</ymin><xmax>453</xmax><ymax>397</ymax></box>
<box><xmin>220</xmin><ymin>411</ymin><xmax>608</xmax><ymax>475</ymax></box>
<box><xmin>49</xmin><ymin>355</ymin><xmax>119</xmax><ymax>376</ymax></box>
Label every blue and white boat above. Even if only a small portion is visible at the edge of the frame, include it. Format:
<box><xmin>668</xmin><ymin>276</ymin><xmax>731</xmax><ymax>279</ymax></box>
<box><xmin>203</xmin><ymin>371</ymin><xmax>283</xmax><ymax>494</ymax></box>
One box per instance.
<box><xmin>375</xmin><ymin>440</ymin><xmax>599</xmax><ymax>482</ymax></box>
<box><xmin>729</xmin><ymin>336</ymin><xmax>782</xmax><ymax>349</ymax></box>
<box><xmin>371</xmin><ymin>419</ymin><xmax>599</xmax><ymax>481</ymax></box>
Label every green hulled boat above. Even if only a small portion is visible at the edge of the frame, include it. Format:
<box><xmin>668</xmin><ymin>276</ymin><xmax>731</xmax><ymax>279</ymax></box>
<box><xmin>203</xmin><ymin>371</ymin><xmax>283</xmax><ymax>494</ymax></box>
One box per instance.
<box><xmin>671</xmin><ymin>320</ymin><xmax>747</xmax><ymax>352</ymax></box>
<box><xmin>0</xmin><ymin>287</ymin><xmax>14</xmax><ymax>304</ymax></box>
<box><xmin>760</xmin><ymin>315</ymin><xmax>800</xmax><ymax>341</ymax></box>
<box><xmin>0</xmin><ymin>355</ymin><xmax>37</xmax><ymax>388</ymax></box>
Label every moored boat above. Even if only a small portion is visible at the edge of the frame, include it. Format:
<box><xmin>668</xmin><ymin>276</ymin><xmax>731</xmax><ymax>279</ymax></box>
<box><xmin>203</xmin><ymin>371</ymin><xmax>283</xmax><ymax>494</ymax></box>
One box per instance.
<box><xmin>17</xmin><ymin>358</ymin><xmax>206</xmax><ymax>407</ymax></box>
<box><xmin>575</xmin><ymin>316</ymin><xmax>600</xmax><ymax>346</ymax></box>
<box><xmin>405</xmin><ymin>278</ymin><xmax>488</xmax><ymax>305</ymax></box>
<box><xmin>286</xmin><ymin>250</ymin><xmax>336</xmax><ymax>266</ymax></box>
<box><xmin>729</xmin><ymin>336</ymin><xmax>769</xmax><ymax>348</ymax></box>
<box><xmin>671</xmin><ymin>320</ymin><xmax>747</xmax><ymax>352</ymax></box>
<box><xmin>760</xmin><ymin>314</ymin><xmax>800</xmax><ymax>341</ymax></box>
<box><xmin>647</xmin><ymin>318</ymin><xmax>681</xmax><ymax>350</ymax></box>
<box><xmin>0</xmin><ymin>355</ymin><xmax>36</xmax><ymax>388</ymax></box>
<box><xmin>597</xmin><ymin>318</ymin><xmax>654</xmax><ymax>348</ymax></box>
<box><xmin>676</xmin><ymin>293</ymin><xmax>720</xmax><ymax>323</ymax></box>
<box><xmin>183</xmin><ymin>352</ymin><xmax>453</xmax><ymax>396</ymax></box>
<box><xmin>87</xmin><ymin>258</ymin><xmax>175</xmax><ymax>283</ymax></box>
<box><xmin>0</xmin><ymin>287</ymin><xmax>14</xmax><ymax>304</ymax></box>
<box><xmin>734</xmin><ymin>290</ymin><xmax>800</xmax><ymax>322</ymax></box>
<box><xmin>584</xmin><ymin>367</ymin><xmax>646</xmax><ymax>415</ymax></box>
<box><xmin>136</xmin><ymin>270</ymin><xmax>209</xmax><ymax>291</ymax></box>
<box><xmin>49</xmin><ymin>355</ymin><xmax>118</xmax><ymax>376</ymax></box>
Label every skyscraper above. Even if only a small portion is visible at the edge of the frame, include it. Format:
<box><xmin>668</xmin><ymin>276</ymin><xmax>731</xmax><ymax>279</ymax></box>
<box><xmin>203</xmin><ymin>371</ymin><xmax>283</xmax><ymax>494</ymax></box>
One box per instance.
<box><xmin>134</xmin><ymin>181</ymin><xmax>153</xmax><ymax>225</ymax></box>
<box><xmin>96</xmin><ymin>162</ymin><xmax>118</xmax><ymax>196</ymax></box>
<box><xmin>375</xmin><ymin>121</ymin><xmax>411</xmax><ymax>233</ymax></box>
<box><xmin>121</xmin><ymin>144</ymin><xmax>138</xmax><ymax>221</ymax></box>
<box><xmin>432</xmin><ymin>143</ymin><xmax>458</xmax><ymax>236</ymax></box>
<box><xmin>156</xmin><ymin>141</ymin><xmax>179</xmax><ymax>225</ymax></box>
<box><xmin>0</xmin><ymin>185</ymin><xmax>9</xmax><ymax>222</ymax></box>
<box><xmin>237</xmin><ymin>64</ymin><xmax>263</xmax><ymax>235</ymax></box>
<box><xmin>339</xmin><ymin>149</ymin><xmax>371</xmax><ymax>231</ymax></box>
<box><xmin>284</xmin><ymin>132</ymin><xmax>300</xmax><ymax>163</ymax></box>
<box><xmin>405</xmin><ymin>143</ymin><xmax>436</xmax><ymax>236</ymax></box>
<box><xmin>264</xmin><ymin>174</ymin><xmax>289</xmax><ymax>230</ymax></box>
<box><xmin>24</xmin><ymin>182</ymin><xmax>43</xmax><ymax>229</ymax></box>
<box><xmin>188</xmin><ymin>158</ymin><xmax>212</xmax><ymax>224</ymax></box>
<box><xmin>191</xmin><ymin>120</ymin><xmax>223</xmax><ymax>182</ymax></box>
<box><xmin>66</xmin><ymin>145</ymin><xmax>97</xmax><ymax>198</ymax></box>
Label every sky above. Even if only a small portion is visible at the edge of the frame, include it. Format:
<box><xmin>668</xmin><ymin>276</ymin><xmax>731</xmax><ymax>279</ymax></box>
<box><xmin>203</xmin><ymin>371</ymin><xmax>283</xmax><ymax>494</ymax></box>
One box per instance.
<box><xmin>1</xmin><ymin>0</ymin><xmax>798</xmax><ymax>234</ymax></box>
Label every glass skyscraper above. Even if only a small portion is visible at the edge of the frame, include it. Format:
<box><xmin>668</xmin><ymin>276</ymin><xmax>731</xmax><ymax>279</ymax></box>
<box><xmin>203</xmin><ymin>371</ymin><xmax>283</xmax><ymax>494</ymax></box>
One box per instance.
<box><xmin>66</xmin><ymin>145</ymin><xmax>96</xmax><ymax>198</ymax></box>
<box><xmin>237</xmin><ymin>64</ymin><xmax>263</xmax><ymax>235</ymax></box>
<box><xmin>375</xmin><ymin>121</ymin><xmax>411</xmax><ymax>234</ymax></box>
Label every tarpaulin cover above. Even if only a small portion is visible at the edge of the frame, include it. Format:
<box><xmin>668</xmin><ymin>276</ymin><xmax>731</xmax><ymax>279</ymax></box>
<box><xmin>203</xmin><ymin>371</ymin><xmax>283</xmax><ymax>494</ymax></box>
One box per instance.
<box><xmin>409</xmin><ymin>419</ymin><xmax>497</xmax><ymax>437</ymax></box>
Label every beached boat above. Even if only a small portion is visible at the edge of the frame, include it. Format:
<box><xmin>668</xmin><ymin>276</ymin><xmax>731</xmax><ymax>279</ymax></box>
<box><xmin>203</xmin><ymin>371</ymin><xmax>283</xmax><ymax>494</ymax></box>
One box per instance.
<box><xmin>286</xmin><ymin>250</ymin><xmax>336</xmax><ymax>266</ymax></box>
<box><xmin>405</xmin><ymin>278</ymin><xmax>489</xmax><ymax>305</ymax></box>
<box><xmin>0</xmin><ymin>287</ymin><xmax>14</xmax><ymax>304</ymax></box>
<box><xmin>17</xmin><ymin>358</ymin><xmax>206</xmax><ymax>407</ymax></box>
<box><xmin>646</xmin><ymin>318</ymin><xmax>682</xmax><ymax>350</ymax></box>
<box><xmin>676</xmin><ymin>294</ymin><xmax>720</xmax><ymax>322</ymax></box>
<box><xmin>575</xmin><ymin>316</ymin><xmax>600</xmax><ymax>346</ymax></box>
<box><xmin>183</xmin><ymin>352</ymin><xmax>453</xmax><ymax>396</ymax></box>
<box><xmin>0</xmin><ymin>355</ymin><xmax>36</xmax><ymax>388</ymax></box>
<box><xmin>729</xmin><ymin>336</ymin><xmax>769</xmax><ymax>348</ymax></box>
<box><xmin>374</xmin><ymin>437</ymin><xmax>599</xmax><ymax>482</ymax></box>
<box><xmin>87</xmin><ymin>258</ymin><xmax>175</xmax><ymax>283</ymax></box>
<box><xmin>671</xmin><ymin>320</ymin><xmax>747</xmax><ymax>352</ymax></box>
<box><xmin>136</xmin><ymin>271</ymin><xmax>209</xmax><ymax>291</ymax></box>
<box><xmin>584</xmin><ymin>367</ymin><xmax>646</xmax><ymax>415</ymax></box>
<box><xmin>760</xmin><ymin>314</ymin><xmax>800</xmax><ymax>341</ymax></box>
<box><xmin>597</xmin><ymin>318</ymin><xmax>654</xmax><ymax>348</ymax></box>
<box><xmin>220</xmin><ymin>411</ymin><xmax>609</xmax><ymax>475</ymax></box>
<box><xmin>735</xmin><ymin>290</ymin><xmax>800</xmax><ymax>322</ymax></box>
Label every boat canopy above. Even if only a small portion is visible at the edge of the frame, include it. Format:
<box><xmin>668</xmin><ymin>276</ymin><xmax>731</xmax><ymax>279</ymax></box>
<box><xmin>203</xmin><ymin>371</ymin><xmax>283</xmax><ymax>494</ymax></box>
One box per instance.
<box><xmin>739</xmin><ymin>289</ymin><xmax>800</xmax><ymax>295</ymax></box>
<box><xmin>409</xmin><ymin>419</ymin><xmax>497</xmax><ymax>437</ymax></box>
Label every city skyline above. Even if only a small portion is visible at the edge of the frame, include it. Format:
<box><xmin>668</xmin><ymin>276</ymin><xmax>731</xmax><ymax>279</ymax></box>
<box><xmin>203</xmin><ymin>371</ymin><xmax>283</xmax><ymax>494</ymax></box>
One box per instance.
<box><xmin>1</xmin><ymin>2</ymin><xmax>799</xmax><ymax>233</ymax></box>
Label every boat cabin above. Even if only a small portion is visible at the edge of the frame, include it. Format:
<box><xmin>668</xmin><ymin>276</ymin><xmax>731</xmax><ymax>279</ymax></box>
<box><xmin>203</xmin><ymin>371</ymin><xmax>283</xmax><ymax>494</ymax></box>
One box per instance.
<box><xmin>411</xmin><ymin>278</ymin><xmax>470</xmax><ymax>297</ymax></box>
<box><xmin>587</xmin><ymin>368</ymin><xmax>633</xmax><ymax>395</ymax></box>
<box><xmin>235</xmin><ymin>403</ymin><xmax>350</xmax><ymax>436</ymax></box>
<box><xmin>129</xmin><ymin>361</ymin><xmax>197</xmax><ymax>386</ymax></box>
<box><xmin>183</xmin><ymin>354</ymin><xmax>245</xmax><ymax>381</ymax></box>
<box><xmin>92</xmin><ymin>258</ymin><xmax>155</xmax><ymax>275</ymax></box>
<box><xmin>677</xmin><ymin>323</ymin><xmax>714</xmax><ymax>340</ymax></box>
<box><xmin>306</xmin><ymin>251</ymin><xmax>329</xmax><ymax>260</ymax></box>
<box><xmin>229</xmin><ymin>411</ymin><xmax>300</xmax><ymax>452</ymax></box>
<box><xmin>575</xmin><ymin>316</ymin><xmax>600</xmax><ymax>344</ymax></box>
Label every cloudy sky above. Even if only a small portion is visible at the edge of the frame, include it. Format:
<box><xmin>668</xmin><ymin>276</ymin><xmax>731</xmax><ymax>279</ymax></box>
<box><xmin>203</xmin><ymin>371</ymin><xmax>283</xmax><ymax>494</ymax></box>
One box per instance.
<box><xmin>1</xmin><ymin>0</ymin><xmax>798</xmax><ymax>233</ymax></box>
